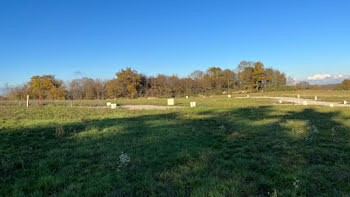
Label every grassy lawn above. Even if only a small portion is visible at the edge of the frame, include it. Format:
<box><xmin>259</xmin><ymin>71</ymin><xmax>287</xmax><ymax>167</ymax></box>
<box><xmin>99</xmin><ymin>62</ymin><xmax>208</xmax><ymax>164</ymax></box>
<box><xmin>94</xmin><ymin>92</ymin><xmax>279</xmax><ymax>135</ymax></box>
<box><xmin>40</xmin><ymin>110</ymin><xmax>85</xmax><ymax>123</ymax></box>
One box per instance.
<box><xmin>251</xmin><ymin>90</ymin><xmax>350</xmax><ymax>103</ymax></box>
<box><xmin>1</xmin><ymin>95</ymin><xmax>350</xmax><ymax>196</ymax></box>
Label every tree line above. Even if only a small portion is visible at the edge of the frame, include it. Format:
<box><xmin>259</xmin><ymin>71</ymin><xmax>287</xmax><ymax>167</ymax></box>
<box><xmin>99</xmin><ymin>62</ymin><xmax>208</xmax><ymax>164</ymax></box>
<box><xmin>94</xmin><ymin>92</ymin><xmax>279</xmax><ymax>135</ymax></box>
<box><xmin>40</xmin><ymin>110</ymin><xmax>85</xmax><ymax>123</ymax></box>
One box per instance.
<box><xmin>5</xmin><ymin>61</ymin><xmax>292</xmax><ymax>100</ymax></box>
<box><xmin>336</xmin><ymin>79</ymin><xmax>350</xmax><ymax>90</ymax></box>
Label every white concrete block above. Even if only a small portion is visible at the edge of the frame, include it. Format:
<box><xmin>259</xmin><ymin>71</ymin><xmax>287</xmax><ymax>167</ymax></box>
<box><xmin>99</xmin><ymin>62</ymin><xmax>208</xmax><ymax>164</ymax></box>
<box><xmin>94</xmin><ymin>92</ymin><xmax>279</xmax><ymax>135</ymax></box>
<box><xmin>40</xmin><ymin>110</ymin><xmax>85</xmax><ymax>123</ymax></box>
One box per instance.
<box><xmin>111</xmin><ymin>103</ymin><xmax>117</xmax><ymax>109</ymax></box>
<box><xmin>106</xmin><ymin>102</ymin><xmax>111</xmax><ymax>106</ymax></box>
<box><xmin>344</xmin><ymin>100</ymin><xmax>347</xmax><ymax>105</ymax></box>
<box><xmin>190</xmin><ymin>102</ymin><xmax>196</xmax><ymax>107</ymax></box>
<box><xmin>247</xmin><ymin>95</ymin><xmax>250</xmax><ymax>98</ymax></box>
<box><xmin>167</xmin><ymin>98</ymin><xmax>174</xmax><ymax>106</ymax></box>
<box><xmin>314</xmin><ymin>96</ymin><xmax>317</xmax><ymax>101</ymax></box>
<box><xmin>228</xmin><ymin>94</ymin><xmax>231</xmax><ymax>98</ymax></box>
<box><xmin>303</xmin><ymin>101</ymin><xmax>308</xmax><ymax>106</ymax></box>
<box><xmin>330</xmin><ymin>104</ymin><xmax>334</xmax><ymax>108</ymax></box>
<box><xmin>186</xmin><ymin>96</ymin><xmax>189</xmax><ymax>99</ymax></box>
<box><xmin>297</xmin><ymin>94</ymin><xmax>300</xmax><ymax>98</ymax></box>
<box><xmin>279</xmin><ymin>100</ymin><xmax>282</xmax><ymax>104</ymax></box>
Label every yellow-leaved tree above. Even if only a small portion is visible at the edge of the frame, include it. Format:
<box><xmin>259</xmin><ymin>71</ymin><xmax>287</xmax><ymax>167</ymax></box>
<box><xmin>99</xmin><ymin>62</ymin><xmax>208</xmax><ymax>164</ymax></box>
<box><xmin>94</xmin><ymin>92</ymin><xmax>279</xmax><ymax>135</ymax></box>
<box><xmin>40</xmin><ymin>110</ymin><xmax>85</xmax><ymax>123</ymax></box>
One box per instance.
<box><xmin>28</xmin><ymin>75</ymin><xmax>67</xmax><ymax>99</ymax></box>
<box><xmin>251</xmin><ymin>62</ymin><xmax>270</xmax><ymax>91</ymax></box>
<box><xmin>115</xmin><ymin>68</ymin><xmax>142</xmax><ymax>98</ymax></box>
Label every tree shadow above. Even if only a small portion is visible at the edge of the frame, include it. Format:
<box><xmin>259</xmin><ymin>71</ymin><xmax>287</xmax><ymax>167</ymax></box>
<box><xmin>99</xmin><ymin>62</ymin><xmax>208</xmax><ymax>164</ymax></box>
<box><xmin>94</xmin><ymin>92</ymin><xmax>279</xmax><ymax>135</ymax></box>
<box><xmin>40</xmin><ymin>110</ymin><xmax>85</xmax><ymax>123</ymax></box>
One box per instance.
<box><xmin>1</xmin><ymin>106</ymin><xmax>350</xmax><ymax>196</ymax></box>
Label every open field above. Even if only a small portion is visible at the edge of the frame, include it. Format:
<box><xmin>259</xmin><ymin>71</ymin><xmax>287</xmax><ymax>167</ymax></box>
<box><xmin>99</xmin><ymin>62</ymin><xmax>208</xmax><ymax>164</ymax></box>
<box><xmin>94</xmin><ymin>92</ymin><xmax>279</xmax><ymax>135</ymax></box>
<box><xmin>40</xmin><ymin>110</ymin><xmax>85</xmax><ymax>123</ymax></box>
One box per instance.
<box><xmin>2</xmin><ymin>90</ymin><xmax>349</xmax><ymax>107</ymax></box>
<box><xmin>1</xmin><ymin>91</ymin><xmax>350</xmax><ymax>196</ymax></box>
<box><xmin>250</xmin><ymin>90</ymin><xmax>350</xmax><ymax>103</ymax></box>
<box><xmin>237</xmin><ymin>96</ymin><xmax>350</xmax><ymax>107</ymax></box>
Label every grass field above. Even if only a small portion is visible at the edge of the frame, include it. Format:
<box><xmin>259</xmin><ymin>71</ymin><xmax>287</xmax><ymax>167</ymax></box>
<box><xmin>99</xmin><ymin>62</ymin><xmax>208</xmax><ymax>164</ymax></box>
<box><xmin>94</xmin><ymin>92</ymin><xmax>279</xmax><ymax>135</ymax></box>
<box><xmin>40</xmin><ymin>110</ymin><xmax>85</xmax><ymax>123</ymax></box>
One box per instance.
<box><xmin>1</xmin><ymin>92</ymin><xmax>350</xmax><ymax>196</ymax></box>
<box><xmin>252</xmin><ymin>90</ymin><xmax>350</xmax><ymax>103</ymax></box>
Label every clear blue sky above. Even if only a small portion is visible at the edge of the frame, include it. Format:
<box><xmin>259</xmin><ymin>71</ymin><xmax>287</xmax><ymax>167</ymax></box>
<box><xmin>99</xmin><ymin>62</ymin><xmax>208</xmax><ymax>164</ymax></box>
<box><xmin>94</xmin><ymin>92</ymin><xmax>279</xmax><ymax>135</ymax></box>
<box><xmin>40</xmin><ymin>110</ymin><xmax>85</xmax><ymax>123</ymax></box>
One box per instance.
<box><xmin>1</xmin><ymin>0</ymin><xmax>350</xmax><ymax>88</ymax></box>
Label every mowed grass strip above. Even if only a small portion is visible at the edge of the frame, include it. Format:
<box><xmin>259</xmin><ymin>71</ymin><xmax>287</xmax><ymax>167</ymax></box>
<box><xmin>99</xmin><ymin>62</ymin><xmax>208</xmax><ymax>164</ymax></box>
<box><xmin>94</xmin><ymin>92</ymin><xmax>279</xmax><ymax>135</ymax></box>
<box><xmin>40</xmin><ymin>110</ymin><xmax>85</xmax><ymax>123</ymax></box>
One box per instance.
<box><xmin>1</xmin><ymin>97</ymin><xmax>350</xmax><ymax>196</ymax></box>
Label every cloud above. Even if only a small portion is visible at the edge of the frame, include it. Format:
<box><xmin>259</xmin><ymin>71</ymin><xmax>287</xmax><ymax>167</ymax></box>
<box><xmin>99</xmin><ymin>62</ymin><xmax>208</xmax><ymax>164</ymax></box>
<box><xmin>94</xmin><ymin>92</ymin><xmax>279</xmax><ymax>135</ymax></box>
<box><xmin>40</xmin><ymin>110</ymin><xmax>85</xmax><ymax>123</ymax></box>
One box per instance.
<box><xmin>333</xmin><ymin>74</ymin><xmax>345</xmax><ymax>79</ymax></box>
<box><xmin>307</xmin><ymin>74</ymin><xmax>332</xmax><ymax>81</ymax></box>
<box><xmin>74</xmin><ymin>70</ymin><xmax>83</xmax><ymax>76</ymax></box>
<box><xmin>305</xmin><ymin>74</ymin><xmax>350</xmax><ymax>85</ymax></box>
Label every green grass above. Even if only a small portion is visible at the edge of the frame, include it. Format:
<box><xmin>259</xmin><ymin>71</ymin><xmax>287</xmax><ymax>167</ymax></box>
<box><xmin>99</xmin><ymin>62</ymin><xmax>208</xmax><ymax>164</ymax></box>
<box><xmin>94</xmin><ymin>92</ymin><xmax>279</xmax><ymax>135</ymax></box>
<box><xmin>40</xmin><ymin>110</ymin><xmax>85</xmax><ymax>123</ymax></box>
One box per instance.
<box><xmin>1</xmin><ymin>95</ymin><xmax>350</xmax><ymax>196</ymax></box>
<box><xmin>251</xmin><ymin>90</ymin><xmax>350</xmax><ymax>103</ymax></box>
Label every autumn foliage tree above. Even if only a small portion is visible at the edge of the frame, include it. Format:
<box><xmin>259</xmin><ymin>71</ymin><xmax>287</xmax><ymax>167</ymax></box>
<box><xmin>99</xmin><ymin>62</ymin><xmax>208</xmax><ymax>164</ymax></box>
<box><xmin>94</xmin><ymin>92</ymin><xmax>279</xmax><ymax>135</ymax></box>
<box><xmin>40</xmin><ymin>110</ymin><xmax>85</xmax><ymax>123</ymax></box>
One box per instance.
<box><xmin>251</xmin><ymin>62</ymin><xmax>269</xmax><ymax>91</ymax></box>
<box><xmin>222</xmin><ymin>69</ymin><xmax>236</xmax><ymax>92</ymax></box>
<box><xmin>5</xmin><ymin>61</ymin><xmax>290</xmax><ymax>100</ymax></box>
<box><xmin>105</xmin><ymin>79</ymin><xmax>122</xmax><ymax>99</ymax></box>
<box><xmin>112</xmin><ymin>68</ymin><xmax>143</xmax><ymax>98</ymax></box>
<box><xmin>238</xmin><ymin>66</ymin><xmax>254</xmax><ymax>90</ymax></box>
<box><xmin>265</xmin><ymin>68</ymin><xmax>287</xmax><ymax>89</ymax></box>
<box><xmin>236</xmin><ymin>61</ymin><xmax>285</xmax><ymax>91</ymax></box>
<box><xmin>205</xmin><ymin>67</ymin><xmax>223</xmax><ymax>91</ymax></box>
<box><xmin>28</xmin><ymin>75</ymin><xmax>66</xmax><ymax>100</ymax></box>
<box><xmin>340</xmin><ymin>79</ymin><xmax>350</xmax><ymax>90</ymax></box>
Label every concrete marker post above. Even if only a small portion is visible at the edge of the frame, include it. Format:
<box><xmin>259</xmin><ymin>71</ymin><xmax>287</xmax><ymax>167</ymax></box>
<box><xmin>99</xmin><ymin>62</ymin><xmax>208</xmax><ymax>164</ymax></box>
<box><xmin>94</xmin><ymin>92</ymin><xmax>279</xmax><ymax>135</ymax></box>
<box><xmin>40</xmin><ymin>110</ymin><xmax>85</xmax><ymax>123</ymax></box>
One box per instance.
<box><xmin>26</xmin><ymin>95</ymin><xmax>29</xmax><ymax>108</ymax></box>
<box><xmin>167</xmin><ymin>98</ymin><xmax>174</xmax><ymax>106</ymax></box>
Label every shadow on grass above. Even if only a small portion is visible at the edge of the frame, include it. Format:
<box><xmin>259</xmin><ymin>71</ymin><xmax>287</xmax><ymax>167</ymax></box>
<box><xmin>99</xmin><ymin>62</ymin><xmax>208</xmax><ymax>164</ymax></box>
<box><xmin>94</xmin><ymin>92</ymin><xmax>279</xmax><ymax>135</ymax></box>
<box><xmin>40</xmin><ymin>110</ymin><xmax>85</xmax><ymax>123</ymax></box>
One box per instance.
<box><xmin>1</xmin><ymin>106</ymin><xmax>350</xmax><ymax>196</ymax></box>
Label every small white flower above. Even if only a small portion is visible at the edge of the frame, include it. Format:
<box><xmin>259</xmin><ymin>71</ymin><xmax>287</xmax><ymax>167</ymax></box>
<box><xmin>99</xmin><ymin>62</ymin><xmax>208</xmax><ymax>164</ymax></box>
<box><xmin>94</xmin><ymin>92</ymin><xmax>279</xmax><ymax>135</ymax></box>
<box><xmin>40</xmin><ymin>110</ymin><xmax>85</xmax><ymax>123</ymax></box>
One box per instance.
<box><xmin>117</xmin><ymin>152</ymin><xmax>130</xmax><ymax>171</ymax></box>
<box><xmin>311</xmin><ymin>125</ymin><xmax>319</xmax><ymax>133</ymax></box>
<box><xmin>219</xmin><ymin>124</ymin><xmax>225</xmax><ymax>130</ymax></box>
<box><xmin>293</xmin><ymin>179</ymin><xmax>301</xmax><ymax>190</ymax></box>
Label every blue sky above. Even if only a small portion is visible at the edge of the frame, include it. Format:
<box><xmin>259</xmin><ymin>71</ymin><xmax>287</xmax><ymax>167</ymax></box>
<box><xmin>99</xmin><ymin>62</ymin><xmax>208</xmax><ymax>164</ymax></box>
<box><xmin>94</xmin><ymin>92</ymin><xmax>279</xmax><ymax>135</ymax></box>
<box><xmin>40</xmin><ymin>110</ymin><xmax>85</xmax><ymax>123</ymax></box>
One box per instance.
<box><xmin>1</xmin><ymin>0</ymin><xmax>350</xmax><ymax>89</ymax></box>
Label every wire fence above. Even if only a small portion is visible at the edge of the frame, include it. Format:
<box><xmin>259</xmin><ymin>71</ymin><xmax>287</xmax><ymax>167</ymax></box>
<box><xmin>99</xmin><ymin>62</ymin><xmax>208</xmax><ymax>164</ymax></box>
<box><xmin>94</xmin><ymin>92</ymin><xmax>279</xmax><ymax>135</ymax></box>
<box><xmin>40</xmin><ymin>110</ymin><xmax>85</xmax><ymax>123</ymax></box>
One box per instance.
<box><xmin>0</xmin><ymin>100</ymin><xmax>109</xmax><ymax>107</ymax></box>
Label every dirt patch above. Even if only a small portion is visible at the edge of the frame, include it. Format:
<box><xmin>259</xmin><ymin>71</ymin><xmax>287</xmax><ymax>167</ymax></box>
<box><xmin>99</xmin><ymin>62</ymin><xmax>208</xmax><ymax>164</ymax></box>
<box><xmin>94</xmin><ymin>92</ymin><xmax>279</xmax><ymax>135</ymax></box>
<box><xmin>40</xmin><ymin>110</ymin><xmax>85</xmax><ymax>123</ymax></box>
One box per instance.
<box><xmin>120</xmin><ymin>105</ymin><xmax>185</xmax><ymax>110</ymax></box>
